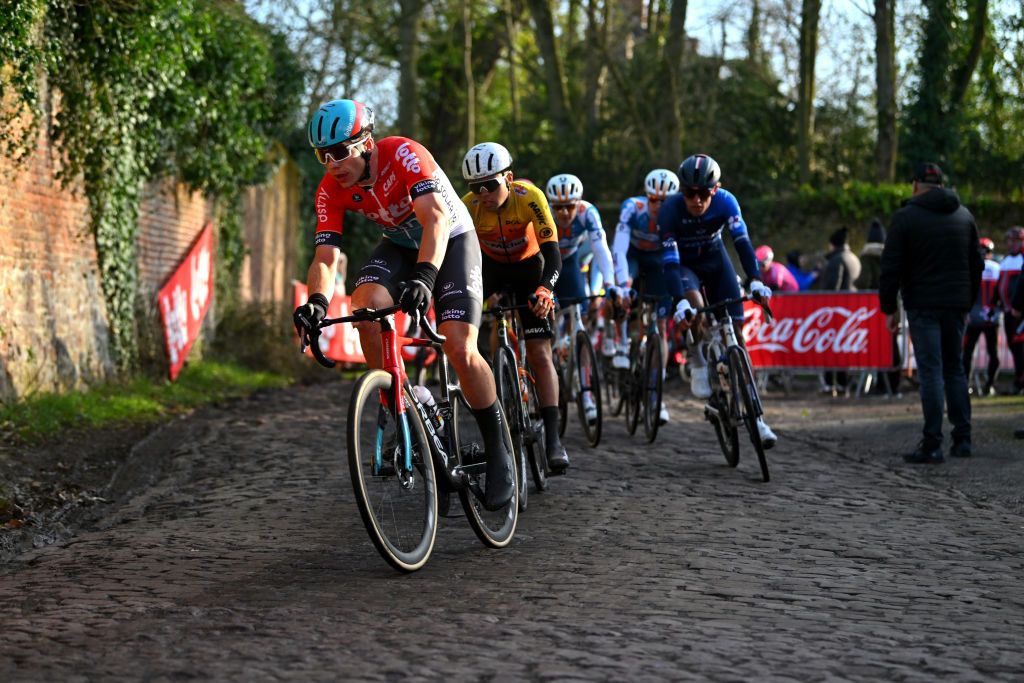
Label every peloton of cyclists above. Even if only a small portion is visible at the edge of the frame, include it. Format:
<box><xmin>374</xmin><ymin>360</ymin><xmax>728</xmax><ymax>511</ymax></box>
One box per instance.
<box><xmin>292</xmin><ymin>99</ymin><xmax>515</xmax><ymax>511</ymax></box>
<box><xmin>661</xmin><ymin>153</ymin><xmax>778</xmax><ymax>448</ymax></box>
<box><xmin>610</xmin><ymin>168</ymin><xmax>681</xmax><ymax>425</ymax></box>
<box><xmin>460</xmin><ymin>142</ymin><xmax>571</xmax><ymax>473</ymax></box>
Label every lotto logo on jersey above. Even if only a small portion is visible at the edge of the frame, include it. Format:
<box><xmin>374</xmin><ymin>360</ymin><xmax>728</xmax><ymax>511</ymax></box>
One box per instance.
<box><xmin>396</xmin><ymin>142</ymin><xmax>421</xmax><ymax>174</ymax></box>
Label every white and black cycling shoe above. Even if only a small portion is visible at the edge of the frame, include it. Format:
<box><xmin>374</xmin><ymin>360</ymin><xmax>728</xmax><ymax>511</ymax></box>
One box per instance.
<box><xmin>756</xmin><ymin>418</ymin><xmax>777</xmax><ymax>449</ymax></box>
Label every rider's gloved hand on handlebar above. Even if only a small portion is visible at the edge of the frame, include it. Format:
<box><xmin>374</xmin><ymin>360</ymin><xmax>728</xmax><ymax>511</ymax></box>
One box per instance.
<box><xmin>399</xmin><ymin>262</ymin><xmax>438</xmax><ymax>319</ymax></box>
<box><xmin>749</xmin><ymin>279</ymin><xmax>772</xmax><ymax>302</ymax></box>
<box><xmin>531</xmin><ymin>285</ymin><xmax>555</xmax><ymax>318</ymax></box>
<box><xmin>294</xmin><ymin>293</ymin><xmax>329</xmax><ymax>346</ymax></box>
<box><xmin>673</xmin><ymin>299</ymin><xmax>696</xmax><ymax>324</ymax></box>
<box><xmin>605</xmin><ymin>284</ymin><xmax>622</xmax><ymax>300</ymax></box>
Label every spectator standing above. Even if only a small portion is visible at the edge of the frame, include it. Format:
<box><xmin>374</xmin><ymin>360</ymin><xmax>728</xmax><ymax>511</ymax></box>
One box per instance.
<box><xmin>817</xmin><ymin>227</ymin><xmax>861</xmax><ymax>391</ymax></box>
<box><xmin>854</xmin><ymin>219</ymin><xmax>885</xmax><ymax>290</ymax></box>
<box><xmin>818</xmin><ymin>227</ymin><xmax>861</xmax><ymax>291</ymax></box>
<box><xmin>756</xmin><ymin>245</ymin><xmax>799</xmax><ymax>292</ymax></box>
<box><xmin>995</xmin><ymin>226</ymin><xmax>1024</xmax><ymax>394</ymax></box>
<box><xmin>962</xmin><ymin>237</ymin><xmax>1001</xmax><ymax>396</ymax></box>
<box><xmin>879</xmin><ymin>163</ymin><xmax>983</xmax><ymax>463</ymax></box>
<box><xmin>854</xmin><ymin>218</ymin><xmax>901</xmax><ymax>393</ymax></box>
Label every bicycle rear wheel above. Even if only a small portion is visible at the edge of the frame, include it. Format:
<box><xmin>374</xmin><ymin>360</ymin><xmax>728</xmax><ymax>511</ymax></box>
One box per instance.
<box><xmin>641</xmin><ymin>336</ymin><xmax>663</xmax><ymax>443</ymax></box>
<box><xmin>574</xmin><ymin>330</ymin><xmax>602</xmax><ymax>447</ymax></box>
<box><xmin>604</xmin><ymin>355</ymin><xmax>624</xmax><ymax>417</ymax></box>
<box><xmin>728</xmin><ymin>346</ymin><xmax>770</xmax><ymax>482</ymax></box>
<box><xmin>707</xmin><ymin>387</ymin><xmax>740</xmax><ymax>467</ymax></box>
<box><xmin>347</xmin><ymin>370</ymin><xmax>438</xmax><ymax>573</ymax></box>
<box><xmin>495</xmin><ymin>347</ymin><xmax>529</xmax><ymax>512</ymax></box>
<box><xmin>453</xmin><ymin>393</ymin><xmax>519</xmax><ymax>547</ymax></box>
<box><xmin>523</xmin><ymin>364</ymin><xmax>548</xmax><ymax>491</ymax></box>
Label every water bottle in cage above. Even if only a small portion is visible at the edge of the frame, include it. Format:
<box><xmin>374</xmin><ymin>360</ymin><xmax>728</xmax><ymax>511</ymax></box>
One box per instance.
<box><xmin>411</xmin><ymin>384</ymin><xmax>444</xmax><ymax>435</ymax></box>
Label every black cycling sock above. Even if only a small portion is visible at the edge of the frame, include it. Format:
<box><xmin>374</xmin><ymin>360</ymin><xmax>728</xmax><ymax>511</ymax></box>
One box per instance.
<box><xmin>541</xmin><ymin>406</ymin><xmax>561</xmax><ymax>449</ymax></box>
<box><xmin>472</xmin><ymin>402</ymin><xmax>508</xmax><ymax>459</ymax></box>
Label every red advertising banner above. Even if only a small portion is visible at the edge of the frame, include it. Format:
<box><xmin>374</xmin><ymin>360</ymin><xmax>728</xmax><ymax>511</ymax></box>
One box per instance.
<box><xmin>741</xmin><ymin>292</ymin><xmax>893</xmax><ymax>370</ymax></box>
<box><xmin>292</xmin><ymin>283</ymin><xmax>427</xmax><ymax>365</ymax></box>
<box><xmin>158</xmin><ymin>223</ymin><xmax>214</xmax><ymax>380</ymax></box>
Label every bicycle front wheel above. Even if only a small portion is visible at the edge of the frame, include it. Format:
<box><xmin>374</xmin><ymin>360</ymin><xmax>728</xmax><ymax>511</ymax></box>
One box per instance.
<box><xmin>575</xmin><ymin>330</ymin><xmax>602</xmax><ymax>447</ymax></box>
<box><xmin>553</xmin><ymin>351</ymin><xmax>569</xmax><ymax>438</ymax></box>
<box><xmin>625</xmin><ymin>340</ymin><xmax>643</xmax><ymax>435</ymax></box>
<box><xmin>453</xmin><ymin>393</ymin><xmax>519</xmax><ymax>548</ymax></box>
<box><xmin>524</xmin><ymin>364</ymin><xmax>548</xmax><ymax>491</ymax></box>
<box><xmin>347</xmin><ymin>370</ymin><xmax>438</xmax><ymax>573</ymax></box>
<box><xmin>641</xmin><ymin>336</ymin><xmax>664</xmax><ymax>443</ymax></box>
<box><xmin>728</xmin><ymin>346</ymin><xmax>770</xmax><ymax>482</ymax></box>
<box><xmin>495</xmin><ymin>347</ymin><xmax>529</xmax><ymax>512</ymax></box>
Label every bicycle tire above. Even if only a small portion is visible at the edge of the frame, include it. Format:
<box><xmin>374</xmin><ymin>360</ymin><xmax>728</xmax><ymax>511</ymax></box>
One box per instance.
<box><xmin>708</xmin><ymin>391</ymin><xmax>740</xmax><ymax>467</ymax></box>
<box><xmin>728</xmin><ymin>346</ymin><xmax>770</xmax><ymax>482</ymax></box>
<box><xmin>453</xmin><ymin>392</ymin><xmax>519</xmax><ymax>547</ymax></box>
<box><xmin>574</xmin><ymin>330</ymin><xmax>602</xmax><ymax>447</ymax></box>
<box><xmin>625</xmin><ymin>339</ymin><xmax>642</xmax><ymax>435</ymax></box>
<box><xmin>604</xmin><ymin>355</ymin><xmax>624</xmax><ymax>417</ymax></box>
<box><xmin>495</xmin><ymin>347</ymin><xmax>529</xmax><ymax>512</ymax></box>
<box><xmin>523</xmin><ymin>363</ymin><xmax>548</xmax><ymax>491</ymax></box>
<box><xmin>347</xmin><ymin>370</ymin><xmax>438</xmax><ymax>573</ymax></box>
<box><xmin>553</xmin><ymin>352</ymin><xmax>569</xmax><ymax>438</ymax></box>
<box><xmin>642</xmin><ymin>336</ymin><xmax>663</xmax><ymax>443</ymax></box>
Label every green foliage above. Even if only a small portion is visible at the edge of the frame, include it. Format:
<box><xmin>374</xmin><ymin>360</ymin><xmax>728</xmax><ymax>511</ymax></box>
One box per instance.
<box><xmin>0</xmin><ymin>0</ymin><xmax>46</xmax><ymax>161</ymax></box>
<box><xmin>0</xmin><ymin>1</ymin><xmax>302</xmax><ymax>372</ymax></box>
<box><xmin>0</xmin><ymin>360</ymin><xmax>290</xmax><ymax>444</ymax></box>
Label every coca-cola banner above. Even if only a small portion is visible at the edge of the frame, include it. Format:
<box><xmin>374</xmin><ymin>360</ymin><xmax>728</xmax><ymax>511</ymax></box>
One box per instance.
<box><xmin>742</xmin><ymin>292</ymin><xmax>893</xmax><ymax>370</ymax></box>
<box><xmin>158</xmin><ymin>223</ymin><xmax>214</xmax><ymax>380</ymax></box>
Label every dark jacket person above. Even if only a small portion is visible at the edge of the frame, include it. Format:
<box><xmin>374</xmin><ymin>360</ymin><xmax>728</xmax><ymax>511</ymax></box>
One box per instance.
<box><xmin>879</xmin><ymin>163</ymin><xmax>983</xmax><ymax>463</ymax></box>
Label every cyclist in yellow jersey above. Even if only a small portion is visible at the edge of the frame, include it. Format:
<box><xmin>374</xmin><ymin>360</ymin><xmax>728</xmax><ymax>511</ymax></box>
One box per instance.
<box><xmin>461</xmin><ymin>142</ymin><xmax>570</xmax><ymax>472</ymax></box>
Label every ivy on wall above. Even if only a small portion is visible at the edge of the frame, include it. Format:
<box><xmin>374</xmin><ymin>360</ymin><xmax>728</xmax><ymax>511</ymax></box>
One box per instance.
<box><xmin>1</xmin><ymin>1</ymin><xmax>302</xmax><ymax>371</ymax></box>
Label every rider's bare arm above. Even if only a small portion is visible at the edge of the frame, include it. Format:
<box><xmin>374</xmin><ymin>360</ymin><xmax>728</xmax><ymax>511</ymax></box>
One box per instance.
<box><xmin>412</xmin><ymin>192</ymin><xmax>451</xmax><ymax>270</ymax></box>
<box><xmin>306</xmin><ymin>245</ymin><xmax>342</xmax><ymax>299</ymax></box>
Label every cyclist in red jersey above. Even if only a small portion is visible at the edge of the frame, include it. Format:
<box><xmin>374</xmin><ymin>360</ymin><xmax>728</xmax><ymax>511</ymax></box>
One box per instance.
<box><xmin>293</xmin><ymin>99</ymin><xmax>514</xmax><ymax>510</ymax></box>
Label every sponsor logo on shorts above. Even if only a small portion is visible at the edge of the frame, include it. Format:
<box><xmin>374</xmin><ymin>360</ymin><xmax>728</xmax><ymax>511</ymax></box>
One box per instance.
<box><xmin>443</xmin><ymin>281</ymin><xmax>454</xmax><ymax>290</ymax></box>
<box><xmin>468</xmin><ymin>265</ymin><xmax>483</xmax><ymax>297</ymax></box>
<box><xmin>525</xmin><ymin>326</ymin><xmax>548</xmax><ymax>335</ymax></box>
<box><xmin>440</xmin><ymin>289</ymin><xmax>464</xmax><ymax>299</ymax></box>
<box><xmin>441</xmin><ymin>309</ymin><xmax>466</xmax><ymax>321</ymax></box>
<box><xmin>355</xmin><ymin>275</ymin><xmax>380</xmax><ymax>287</ymax></box>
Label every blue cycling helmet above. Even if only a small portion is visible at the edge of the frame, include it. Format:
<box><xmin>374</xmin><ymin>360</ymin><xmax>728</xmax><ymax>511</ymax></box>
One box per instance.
<box><xmin>308</xmin><ymin>99</ymin><xmax>375</xmax><ymax>148</ymax></box>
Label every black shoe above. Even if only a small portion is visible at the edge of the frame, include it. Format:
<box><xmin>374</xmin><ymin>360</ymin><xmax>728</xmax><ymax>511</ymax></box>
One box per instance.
<box><xmin>483</xmin><ymin>448</ymin><xmax>515</xmax><ymax>511</ymax></box>
<box><xmin>949</xmin><ymin>441</ymin><xmax>972</xmax><ymax>458</ymax></box>
<box><xmin>546</xmin><ymin>444</ymin><xmax>570</xmax><ymax>471</ymax></box>
<box><xmin>903</xmin><ymin>443</ymin><xmax>944</xmax><ymax>464</ymax></box>
<box><xmin>1014</xmin><ymin>428</ymin><xmax>1024</xmax><ymax>440</ymax></box>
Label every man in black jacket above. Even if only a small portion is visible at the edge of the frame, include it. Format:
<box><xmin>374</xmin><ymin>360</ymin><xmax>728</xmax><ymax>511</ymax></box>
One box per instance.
<box><xmin>879</xmin><ymin>163</ymin><xmax>984</xmax><ymax>463</ymax></box>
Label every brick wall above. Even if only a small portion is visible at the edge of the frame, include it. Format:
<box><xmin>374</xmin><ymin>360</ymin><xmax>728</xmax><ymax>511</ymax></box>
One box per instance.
<box><xmin>1</xmin><ymin>117</ymin><xmax>300</xmax><ymax>402</ymax></box>
<box><xmin>0</xmin><ymin>123</ymin><xmax>113</xmax><ymax>401</ymax></box>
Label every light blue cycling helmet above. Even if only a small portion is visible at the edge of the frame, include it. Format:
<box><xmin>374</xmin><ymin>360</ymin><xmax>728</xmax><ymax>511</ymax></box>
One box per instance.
<box><xmin>308</xmin><ymin>99</ymin><xmax>375</xmax><ymax>148</ymax></box>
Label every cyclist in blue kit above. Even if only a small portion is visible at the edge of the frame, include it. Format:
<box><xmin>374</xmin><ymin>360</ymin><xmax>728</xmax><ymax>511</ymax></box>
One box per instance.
<box><xmin>660</xmin><ymin>153</ymin><xmax>777</xmax><ymax>448</ymax></box>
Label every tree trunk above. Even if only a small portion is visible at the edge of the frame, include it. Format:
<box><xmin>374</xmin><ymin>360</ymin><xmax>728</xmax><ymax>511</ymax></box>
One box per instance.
<box><xmin>504</xmin><ymin>0</ymin><xmax>521</xmax><ymax>125</ymax></box>
<box><xmin>662</xmin><ymin>0</ymin><xmax>687</xmax><ymax>166</ymax></box>
<box><xmin>746</xmin><ymin>0</ymin><xmax>762</xmax><ymax>65</ymax></box>
<box><xmin>949</xmin><ymin>0</ymin><xmax>989</xmax><ymax>109</ymax></box>
<box><xmin>463</xmin><ymin>0</ymin><xmax>475</xmax><ymax>148</ymax></box>
<box><xmin>796</xmin><ymin>0</ymin><xmax>821</xmax><ymax>184</ymax></box>
<box><xmin>397</xmin><ymin>0</ymin><xmax>422</xmax><ymax>137</ymax></box>
<box><xmin>525</xmin><ymin>0</ymin><xmax>572</xmax><ymax>138</ymax></box>
<box><xmin>873</xmin><ymin>0</ymin><xmax>897</xmax><ymax>182</ymax></box>
<box><xmin>582</xmin><ymin>0</ymin><xmax>608</xmax><ymax>146</ymax></box>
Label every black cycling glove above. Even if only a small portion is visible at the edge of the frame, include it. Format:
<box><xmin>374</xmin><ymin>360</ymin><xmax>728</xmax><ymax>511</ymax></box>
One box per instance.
<box><xmin>294</xmin><ymin>293</ymin><xmax>329</xmax><ymax>346</ymax></box>
<box><xmin>400</xmin><ymin>262</ymin><xmax>438</xmax><ymax>318</ymax></box>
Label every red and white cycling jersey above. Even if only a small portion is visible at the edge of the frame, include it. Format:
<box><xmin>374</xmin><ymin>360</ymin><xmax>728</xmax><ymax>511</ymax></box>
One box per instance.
<box><xmin>313</xmin><ymin>136</ymin><xmax>474</xmax><ymax>251</ymax></box>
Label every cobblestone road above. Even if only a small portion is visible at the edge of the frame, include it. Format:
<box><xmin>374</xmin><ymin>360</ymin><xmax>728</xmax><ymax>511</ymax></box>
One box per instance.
<box><xmin>3</xmin><ymin>380</ymin><xmax>1023</xmax><ymax>681</ymax></box>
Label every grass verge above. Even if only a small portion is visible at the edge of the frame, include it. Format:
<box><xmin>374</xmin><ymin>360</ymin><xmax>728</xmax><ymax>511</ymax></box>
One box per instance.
<box><xmin>0</xmin><ymin>360</ymin><xmax>291</xmax><ymax>444</ymax></box>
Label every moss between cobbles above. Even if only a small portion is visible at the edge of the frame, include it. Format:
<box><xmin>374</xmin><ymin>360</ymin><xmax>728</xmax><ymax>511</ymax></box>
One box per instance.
<box><xmin>0</xmin><ymin>361</ymin><xmax>291</xmax><ymax>444</ymax></box>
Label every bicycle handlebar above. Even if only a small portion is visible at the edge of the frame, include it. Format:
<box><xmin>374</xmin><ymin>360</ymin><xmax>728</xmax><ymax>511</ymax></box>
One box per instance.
<box><xmin>300</xmin><ymin>299</ymin><xmax>447</xmax><ymax>369</ymax></box>
<box><xmin>686</xmin><ymin>295</ymin><xmax>774</xmax><ymax>324</ymax></box>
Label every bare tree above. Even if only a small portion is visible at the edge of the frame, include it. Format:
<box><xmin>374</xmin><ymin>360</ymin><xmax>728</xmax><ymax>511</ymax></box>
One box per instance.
<box><xmin>874</xmin><ymin>0</ymin><xmax>897</xmax><ymax>182</ymax></box>
<box><xmin>398</xmin><ymin>0</ymin><xmax>423</xmax><ymax>137</ymax></box>
<box><xmin>662</xmin><ymin>0</ymin><xmax>688</xmax><ymax>165</ymax></box>
<box><xmin>463</xmin><ymin>0</ymin><xmax>475</xmax><ymax>147</ymax></box>
<box><xmin>796</xmin><ymin>0</ymin><xmax>821</xmax><ymax>183</ymax></box>
<box><xmin>525</xmin><ymin>0</ymin><xmax>572</xmax><ymax>139</ymax></box>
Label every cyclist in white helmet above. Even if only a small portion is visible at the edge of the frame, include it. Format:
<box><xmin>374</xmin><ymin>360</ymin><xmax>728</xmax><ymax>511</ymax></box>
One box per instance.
<box><xmin>609</xmin><ymin>168</ymin><xmax>680</xmax><ymax>425</ymax></box>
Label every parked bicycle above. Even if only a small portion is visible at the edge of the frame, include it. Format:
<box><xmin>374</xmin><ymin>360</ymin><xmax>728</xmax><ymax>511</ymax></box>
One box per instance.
<box><xmin>303</xmin><ymin>304</ymin><xmax>519</xmax><ymax>572</ymax></box>
<box><xmin>552</xmin><ymin>295</ymin><xmax>604</xmax><ymax>447</ymax></box>
<box><xmin>684</xmin><ymin>295</ymin><xmax>774</xmax><ymax>482</ymax></box>
<box><xmin>485</xmin><ymin>295</ymin><xmax>549</xmax><ymax>495</ymax></box>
